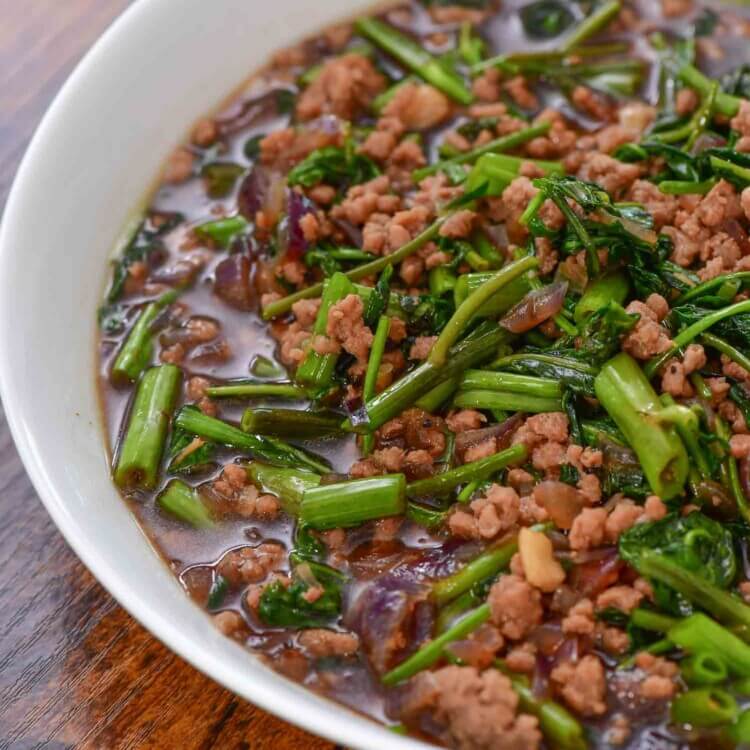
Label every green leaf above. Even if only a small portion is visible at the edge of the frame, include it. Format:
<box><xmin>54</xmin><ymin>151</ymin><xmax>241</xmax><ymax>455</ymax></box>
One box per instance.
<box><xmin>287</xmin><ymin>146</ymin><xmax>380</xmax><ymax>190</ymax></box>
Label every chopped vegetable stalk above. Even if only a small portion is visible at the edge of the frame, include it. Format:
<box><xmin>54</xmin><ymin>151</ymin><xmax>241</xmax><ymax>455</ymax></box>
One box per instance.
<box><xmin>454</xmin><ymin>389</ymin><xmax>563</xmax><ymax>413</ymax></box>
<box><xmin>432</xmin><ymin>536</ymin><xmax>518</xmax><ymax>606</ymax></box>
<box><xmin>296</xmin><ymin>272</ymin><xmax>354</xmax><ymax>387</ymax></box>
<box><xmin>194</xmin><ymin>215</ymin><xmax>248</xmax><ymax>247</ymax></box>
<box><xmin>300</xmin><ymin>474</ymin><xmax>407</xmax><ymax>530</ymax></box>
<box><xmin>676</xmin><ymin>271</ymin><xmax>750</xmax><ymax>305</ymax></box>
<box><xmin>681</xmin><ymin>652</ymin><xmax>729</xmax><ymax>686</ymax></box>
<box><xmin>262</xmin><ymin>217</ymin><xmax>445</xmax><ymax>319</ymax></box>
<box><xmin>247</xmin><ymin>462</ymin><xmax>321</xmax><ymax>513</ymax></box>
<box><xmin>460</xmin><ymin>370</ymin><xmax>563</xmax><ymax>398</ymax></box>
<box><xmin>715</xmin><ymin>416</ymin><xmax>750</xmax><ymax>522</ymax></box>
<box><xmin>348</xmin><ymin>322</ymin><xmax>510</xmax><ymax>432</ymax></box>
<box><xmin>205</xmin><ymin>382</ymin><xmax>308</xmax><ymax>399</ymax></box>
<box><xmin>413</xmin><ymin>123</ymin><xmax>551</xmax><ymax>181</ymax></box>
<box><xmin>382</xmin><ymin>603</ymin><xmax>491</xmax><ymax>686</ymax></box>
<box><xmin>595</xmin><ymin>353</ymin><xmax>689</xmax><ymax>499</ymax></box>
<box><xmin>114</xmin><ymin>365</ymin><xmax>181</xmax><ymax>489</ymax></box>
<box><xmin>355</xmin><ymin>17</ymin><xmax>473</xmax><ymax>104</ymax></box>
<box><xmin>157</xmin><ymin>480</ymin><xmax>214</xmax><ymax>528</ymax></box>
<box><xmin>430</xmin><ymin>256</ymin><xmax>539</xmax><ymax>366</ymax></box>
<box><xmin>453</xmin><ymin>272</ymin><xmax>531</xmax><ymax>318</ymax></box>
<box><xmin>678</xmin><ymin>63</ymin><xmax>742</xmax><ymax>118</ymax></box>
<box><xmin>495</xmin><ymin>662</ymin><xmax>587</xmax><ymax>750</ymax></box>
<box><xmin>561</xmin><ymin>0</ymin><xmax>621</xmax><ymax>53</ymax></box>
<box><xmin>415</xmin><ymin>376</ymin><xmax>462</xmax><ymax>413</ymax></box>
<box><xmin>240</xmin><ymin>408</ymin><xmax>345</xmax><ymax>438</ymax></box>
<box><xmin>362</xmin><ymin>315</ymin><xmax>391</xmax><ymax>455</ymax></box>
<box><xmin>407</xmin><ymin>444</ymin><xmax>528</xmax><ymax>498</ymax></box>
<box><xmin>111</xmin><ymin>290</ymin><xmax>179</xmax><ymax>383</ymax></box>
<box><xmin>574</xmin><ymin>271</ymin><xmax>629</xmax><ymax>324</ymax></box>
<box><xmin>671</xmin><ymin>688</ymin><xmax>738</xmax><ymax>728</ymax></box>
<box><xmin>174</xmin><ymin>406</ymin><xmax>328</xmax><ymax>473</ymax></box>
<box><xmin>630</xmin><ymin>608</ymin><xmax>678</xmax><ymax>633</ymax></box>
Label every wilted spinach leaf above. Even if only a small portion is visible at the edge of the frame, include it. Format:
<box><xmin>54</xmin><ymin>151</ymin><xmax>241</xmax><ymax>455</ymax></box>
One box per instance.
<box><xmin>287</xmin><ymin>146</ymin><xmax>380</xmax><ymax>190</ymax></box>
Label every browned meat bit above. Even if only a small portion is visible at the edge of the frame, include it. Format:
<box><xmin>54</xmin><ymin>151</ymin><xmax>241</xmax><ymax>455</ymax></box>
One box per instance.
<box><xmin>409</xmin><ymin>336</ymin><xmax>437</xmax><ymax>361</ymax></box>
<box><xmin>731</xmin><ymin>434</ymin><xmax>750</xmax><ymax>459</ymax></box>
<box><xmin>291</xmin><ymin>297</ymin><xmax>321</xmax><ymax>328</ymax></box>
<box><xmin>412</xmin><ymin>174</ymin><xmax>463</xmax><ymax>216</ymax></box>
<box><xmin>297</xmin><ymin>629</ymin><xmax>359</xmax><ymax>659</ymax></box>
<box><xmin>575</xmin><ymin>152</ymin><xmax>641</xmax><ymax>198</ymax></box>
<box><xmin>401</xmin><ymin>666</ymin><xmax>541</xmax><ymax>750</ymax></box>
<box><xmin>606</xmin><ymin>714</ymin><xmax>632</xmax><ymax>746</ymax></box>
<box><xmin>661</xmin><ymin>343</ymin><xmax>706</xmax><ymax>397</ymax></box>
<box><xmin>698</xmin><ymin>179</ymin><xmax>744</xmax><ymax>227</ymax></box>
<box><xmin>489</xmin><ymin>176</ymin><xmax>564</xmax><ymax>242</ymax></box>
<box><xmin>163</xmin><ymin>147</ymin><xmax>195</xmax><ymax>184</ymax></box>
<box><xmin>551</xmin><ymin>655</ymin><xmax>608</xmax><ymax>716</ymax></box>
<box><xmin>448</xmin><ymin>484</ymin><xmax>520</xmax><ymax>541</ymax></box>
<box><xmin>296</xmin><ymin>54</ymin><xmax>385</xmax><ymax>121</ymax></box>
<box><xmin>504</xmin><ymin>76</ymin><xmax>539</xmax><ymax>111</ymax></box>
<box><xmin>562</xmin><ymin>598</ymin><xmax>596</xmax><ymax>636</ymax></box>
<box><xmin>488</xmin><ymin>574</ymin><xmax>543</xmax><ymax>640</ymax></box>
<box><xmin>259</xmin><ymin>124</ymin><xmax>343</xmax><ymax>169</ymax></box>
<box><xmin>362</xmin><ymin>205</ymin><xmax>431</xmax><ymax>255</ymax></box>
<box><xmin>439</xmin><ymin>210</ymin><xmax>477</xmax><ymax>239</ymax></box>
<box><xmin>732</xmin><ymin>99</ymin><xmax>750</xmax><ymax>138</ymax></box>
<box><xmin>213</xmin><ymin>610</ymin><xmax>246</xmax><ymax>638</ymax></box>
<box><xmin>676</xmin><ymin>87</ymin><xmax>700</xmax><ymax>116</ymax></box>
<box><xmin>382</xmin><ymin>82</ymin><xmax>452</xmax><ymax>131</ymax></box>
<box><xmin>472</xmin><ymin>68</ymin><xmax>502</xmax><ymax>102</ymax></box>
<box><xmin>324</xmin><ymin>293</ymin><xmax>373</xmax><ymax>363</ymax></box>
<box><xmin>569</xmin><ymin>507</ymin><xmax>608</xmax><ymax>551</ymax></box>
<box><xmin>622</xmin><ymin>295</ymin><xmax>672</xmax><ymax>360</ymax></box>
<box><xmin>387</xmin><ymin>140</ymin><xmax>427</xmax><ymax>190</ymax></box>
<box><xmin>332</xmin><ymin>175</ymin><xmax>401</xmax><ymax>225</ymax></box>
<box><xmin>661</xmin><ymin>0</ymin><xmax>693</xmax><ymax>17</ymax></box>
<box><xmin>596</xmin><ymin>585</ymin><xmax>644</xmax><ymax>614</ymax></box>
<box><xmin>571</xmin><ymin>85</ymin><xmax>614</xmax><ymax>122</ymax></box>
<box><xmin>635</xmin><ymin>652</ymin><xmax>680</xmax><ymax>699</ymax></box>
<box><xmin>447</xmin><ymin>410</ymin><xmax>486</xmax><ymax>433</ymax></box>
<box><xmin>512</xmin><ymin>412</ymin><xmax>570</xmax><ymax>474</ymax></box>
<box><xmin>505</xmin><ymin>643</ymin><xmax>537</xmax><ymax>674</ymax></box>
<box><xmin>216</xmin><ymin>543</ymin><xmax>286</xmax><ymax>585</ymax></box>
<box><xmin>191</xmin><ymin>117</ymin><xmax>218</xmax><ymax>147</ymax></box>
<box><xmin>628</xmin><ymin>180</ymin><xmax>678</xmax><ymax>230</ymax></box>
<box><xmin>185</xmin><ymin>375</ymin><xmax>217</xmax><ymax>416</ymax></box>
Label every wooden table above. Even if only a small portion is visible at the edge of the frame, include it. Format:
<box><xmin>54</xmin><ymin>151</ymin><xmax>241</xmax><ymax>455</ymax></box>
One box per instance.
<box><xmin>0</xmin><ymin>2</ymin><xmax>338</xmax><ymax>747</ymax></box>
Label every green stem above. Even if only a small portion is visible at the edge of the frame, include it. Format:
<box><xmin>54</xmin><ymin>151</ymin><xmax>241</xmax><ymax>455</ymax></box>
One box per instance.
<box><xmin>382</xmin><ymin>604</ymin><xmax>491</xmax><ymax>686</ymax></box>
<box><xmin>574</xmin><ymin>271</ymin><xmax>629</xmax><ymax>324</ymax></box>
<box><xmin>430</xmin><ymin>256</ymin><xmax>539</xmax><ymax>366</ymax></box>
<box><xmin>640</xmin><ymin>555</ymin><xmax>750</xmax><ymax>632</ymax></box>
<box><xmin>413</xmin><ymin>123</ymin><xmax>551</xmax><ymax>182</ymax></box>
<box><xmin>175</xmin><ymin>406</ymin><xmax>329</xmax><ymax>473</ymax></box>
<box><xmin>296</xmin><ymin>272</ymin><xmax>353</xmax><ymax>387</ymax></box>
<box><xmin>355</xmin><ymin>17</ymin><xmax>473</xmax><ymax>104</ymax></box>
<box><xmin>677</xmin><ymin>272</ymin><xmax>750</xmax><ymax>305</ymax></box>
<box><xmin>247</xmin><ymin>462</ymin><xmax>321</xmax><ymax>514</ymax></box>
<box><xmin>596</xmin><ymin>353</ymin><xmax>689</xmax><ymax>499</ymax></box>
<box><xmin>436</xmin><ymin>590</ymin><xmax>479</xmax><ymax>633</ymax></box>
<box><xmin>658</xmin><ymin>178</ymin><xmax>718</xmax><ymax>195</ymax></box>
<box><xmin>630</xmin><ymin>608</ymin><xmax>678</xmax><ymax>633</ymax></box>
<box><xmin>710</xmin><ymin>155</ymin><xmax>750</xmax><ymax>186</ymax></box>
<box><xmin>111</xmin><ymin>290</ymin><xmax>179</xmax><ymax>383</ymax></box>
<box><xmin>262</xmin><ymin>219</ymin><xmax>444</xmax><ymax>319</ymax></box>
<box><xmin>678</xmin><ymin>63</ymin><xmax>742</xmax><ymax>118</ymax></box>
<box><xmin>669</xmin><ymin>614</ymin><xmax>750</xmax><ymax>677</ymax></box>
<box><xmin>701</xmin><ymin>332</ymin><xmax>750</xmax><ymax>376</ymax></box>
<box><xmin>362</xmin><ymin>315</ymin><xmax>390</xmax><ymax>455</ymax></box>
<box><xmin>205</xmin><ymin>382</ymin><xmax>308</xmax><ymax>399</ymax></box>
<box><xmin>716</xmin><ymin>416</ymin><xmax>750</xmax><ymax>523</ymax></box>
<box><xmin>415</xmin><ymin>377</ymin><xmax>461</xmax><ymax>413</ymax></box>
<box><xmin>240</xmin><ymin>408</ymin><xmax>345</xmax><ymax>438</ymax></box>
<box><xmin>114</xmin><ymin>365</ymin><xmax>181</xmax><ymax>489</ymax></box>
<box><xmin>454</xmin><ymin>389</ymin><xmax>563</xmax><ymax>413</ymax></box>
<box><xmin>660</xmin><ymin>394</ymin><xmax>712</xmax><ymax>479</ymax></box>
<box><xmin>432</xmin><ymin>537</ymin><xmax>518</xmax><ymax>607</ymax></box>
<box><xmin>406</xmin><ymin>444</ymin><xmax>527</xmax><ymax>498</ymax></box>
<box><xmin>301</xmin><ymin>474</ymin><xmax>407</xmax><ymax>530</ymax></box>
<box><xmin>645</xmin><ymin>299</ymin><xmax>750</xmax><ymax>379</ymax></box>
<box><xmin>348</xmin><ymin>323</ymin><xmax>510</xmax><ymax>433</ymax></box>
<box><xmin>459</xmin><ymin>370</ymin><xmax>562</xmax><ymax>398</ymax></box>
<box><xmin>681</xmin><ymin>652</ymin><xmax>729</xmax><ymax>686</ymax></box>
<box><xmin>671</xmin><ymin>687</ymin><xmax>738</xmax><ymax>728</ymax></box>
<box><xmin>561</xmin><ymin>0</ymin><xmax>621</xmax><ymax>53</ymax></box>
<box><xmin>157</xmin><ymin>480</ymin><xmax>214</xmax><ymax>528</ymax></box>
<box><xmin>453</xmin><ymin>272</ymin><xmax>531</xmax><ymax>318</ymax></box>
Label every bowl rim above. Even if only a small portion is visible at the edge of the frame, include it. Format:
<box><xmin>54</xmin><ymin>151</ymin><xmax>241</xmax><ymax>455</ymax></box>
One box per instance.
<box><xmin>0</xmin><ymin>2</ymin><xmax>430</xmax><ymax>748</ymax></box>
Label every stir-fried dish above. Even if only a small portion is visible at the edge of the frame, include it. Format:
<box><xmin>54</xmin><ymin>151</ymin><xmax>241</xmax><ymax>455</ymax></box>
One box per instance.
<box><xmin>98</xmin><ymin>0</ymin><xmax>750</xmax><ymax>747</ymax></box>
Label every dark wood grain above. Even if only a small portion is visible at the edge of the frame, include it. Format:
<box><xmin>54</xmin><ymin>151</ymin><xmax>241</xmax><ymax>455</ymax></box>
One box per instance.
<box><xmin>0</xmin><ymin>2</ymin><xmax>337</xmax><ymax>748</ymax></box>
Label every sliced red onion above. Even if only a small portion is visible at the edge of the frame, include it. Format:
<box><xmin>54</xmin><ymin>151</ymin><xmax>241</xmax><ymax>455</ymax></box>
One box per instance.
<box><xmin>454</xmin><ymin>413</ymin><xmax>524</xmax><ymax>453</ymax></box>
<box><xmin>214</xmin><ymin>254</ymin><xmax>256</xmax><ymax>311</ymax></box>
<box><xmin>533</xmin><ymin>481</ymin><xmax>584</xmax><ymax>531</ymax></box>
<box><xmin>284</xmin><ymin>189</ymin><xmax>316</xmax><ymax>260</ymax></box>
<box><xmin>500</xmin><ymin>281</ymin><xmax>568</xmax><ymax>334</ymax></box>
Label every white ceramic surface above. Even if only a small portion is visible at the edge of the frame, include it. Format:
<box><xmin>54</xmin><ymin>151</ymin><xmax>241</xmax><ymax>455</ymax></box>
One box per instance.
<box><xmin>0</xmin><ymin>1</ymin><xmax>432</xmax><ymax>747</ymax></box>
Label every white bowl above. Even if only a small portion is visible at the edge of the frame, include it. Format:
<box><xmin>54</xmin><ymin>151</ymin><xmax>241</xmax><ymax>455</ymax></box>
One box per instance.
<box><xmin>0</xmin><ymin>1</ymin><xmax>431</xmax><ymax>747</ymax></box>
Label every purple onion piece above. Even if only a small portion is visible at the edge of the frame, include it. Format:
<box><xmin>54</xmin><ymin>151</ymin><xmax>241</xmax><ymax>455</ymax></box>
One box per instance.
<box><xmin>500</xmin><ymin>281</ymin><xmax>568</xmax><ymax>334</ymax></box>
<box><xmin>214</xmin><ymin>254</ymin><xmax>256</xmax><ymax>311</ymax></box>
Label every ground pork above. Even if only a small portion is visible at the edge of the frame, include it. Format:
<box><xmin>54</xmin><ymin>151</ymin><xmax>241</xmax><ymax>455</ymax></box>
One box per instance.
<box><xmin>448</xmin><ymin>484</ymin><xmax>520</xmax><ymax>541</ymax></box>
<box><xmin>697</xmin><ymin>179</ymin><xmax>744</xmax><ymax>227</ymax></box>
<box><xmin>596</xmin><ymin>585</ymin><xmax>644</xmax><ymax>613</ymax></box>
<box><xmin>217</xmin><ymin>543</ymin><xmax>286</xmax><ymax>586</ymax></box>
<box><xmin>260</xmin><ymin>125</ymin><xmax>342</xmax><ymax>169</ymax></box>
<box><xmin>488</xmin><ymin>575</ymin><xmax>543</xmax><ymax>640</ymax></box>
<box><xmin>562</xmin><ymin>598</ymin><xmax>596</xmax><ymax>636</ymax></box>
<box><xmin>213</xmin><ymin>610</ymin><xmax>245</xmax><ymax>637</ymax></box>
<box><xmin>297</xmin><ymin>629</ymin><xmax>359</xmax><ymax>658</ymax></box>
<box><xmin>387</xmin><ymin>139</ymin><xmax>427</xmax><ymax>190</ymax></box>
<box><xmin>661</xmin><ymin>343</ymin><xmax>706</xmax><ymax>397</ymax></box>
<box><xmin>662</xmin><ymin>0</ymin><xmax>693</xmax><ymax>16</ymax></box>
<box><xmin>291</xmin><ymin>297</ymin><xmax>321</xmax><ymax>328</ymax></box>
<box><xmin>401</xmin><ymin>666</ymin><xmax>541</xmax><ymax>750</ymax></box>
<box><xmin>490</xmin><ymin>177</ymin><xmax>565</xmax><ymax>241</ymax></box>
<box><xmin>409</xmin><ymin>336</ymin><xmax>437</xmax><ymax>361</ymax></box>
<box><xmin>325</xmin><ymin>294</ymin><xmax>373</xmax><ymax>363</ymax></box>
<box><xmin>569</xmin><ymin>508</ymin><xmax>608</xmax><ymax>551</ymax></box>
<box><xmin>383</xmin><ymin>82</ymin><xmax>452</xmax><ymax>130</ymax></box>
<box><xmin>447</xmin><ymin>410</ymin><xmax>487</xmax><ymax>433</ymax></box>
<box><xmin>440</xmin><ymin>210</ymin><xmax>477</xmax><ymax>239</ymax></box>
<box><xmin>622</xmin><ymin>297</ymin><xmax>672</xmax><ymax>360</ymax></box>
<box><xmin>551</xmin><ymin>655</ymin><xmax>608</xmax><ymax>716</ymax></box>
<box><xmin>732</xmin><ymin>99</ymin><xmax>750</xmax><ymax>138</ymax></box>
<box><xmin>296</xmin><ymin>53</ymin><xmax>385</xmax><ymax>121</ymax></box>
<box><xmin>575</xmin><ymin>152</ymin><xmax>641</xmax><ymax>198</ymax></box>
<box><xmin>635</xmin><ymin>652</ymin><xmax>680</xmax><ymax>699</ymax></box>
<box><xmin>628</xmin><ymin>180</ymin><xmax>678</xmax><ymax>229</ymax></box>
<box><xmin>362</xmin><ymin>205</ymin><xmax>431</xmax><ymax>255</ymax></box>
<box><xmin>331</xmin><ymin>176</ymin><xmax>401</xmax><ymax>225</ymax></box>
